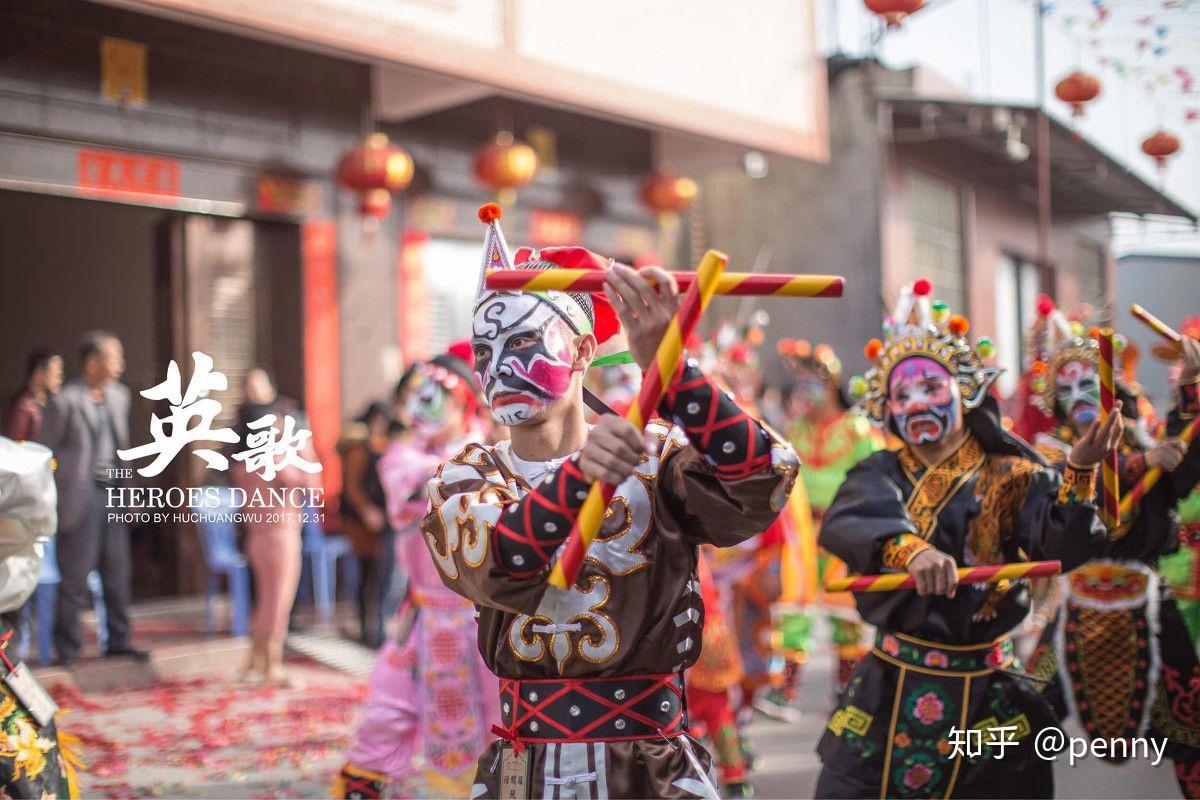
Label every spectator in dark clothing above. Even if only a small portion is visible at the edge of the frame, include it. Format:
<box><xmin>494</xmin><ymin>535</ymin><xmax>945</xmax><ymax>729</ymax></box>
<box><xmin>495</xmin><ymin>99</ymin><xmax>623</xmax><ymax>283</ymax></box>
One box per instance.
<box><xmin>3</xmin><ymin>346</ymin><xmax>63</xmax><ymax>441</ymax></box>
<box><xmin>36</xmin><ymin>331</ymin><xmax>146</xmax><ymax>666</ymax></box>
<box><xmin>339</xmin><ymin>402</ymin><xmax>394</xmax><ymax>648</ymax></box>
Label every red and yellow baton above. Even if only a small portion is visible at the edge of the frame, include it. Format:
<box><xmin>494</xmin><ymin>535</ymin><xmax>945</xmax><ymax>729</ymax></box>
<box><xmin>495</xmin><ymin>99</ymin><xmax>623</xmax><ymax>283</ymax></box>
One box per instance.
<box><xmin>485</xmin><ymin>268</ymin><xmax>843</xmax><ymax>298</ymax></box>
<box><xmin>1118</xmin><ymin>309</ymin><xmax>1196</xmax><ymax>517</ymax></box>
<box><xmin>1099</xmin><ymin>328</ymin><xmax>1121</xmax><ymax>529</ymax></box>
<box><xmin>548</xmin><ymin>251</ymin><xmax>728</xmax><ymax>590</ymax></box>
<box><xmin>1120</xmin><ymin>414</ymin><xmax>1200</xmax><ymax>518</ymax></box>
<box><xmin>825</xmin><ymin>560</ymin><xmax>1062</xmax><ymax>593</ymax></box>
<box><xmin>1129</xmin><ymin>304</ymin><xmax>1184</xmax><ymax>345</ymax></box>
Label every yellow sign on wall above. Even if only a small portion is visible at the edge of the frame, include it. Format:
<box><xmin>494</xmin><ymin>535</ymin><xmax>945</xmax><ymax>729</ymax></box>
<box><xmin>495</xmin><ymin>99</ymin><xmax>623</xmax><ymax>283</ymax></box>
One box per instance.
<box><xmin>100</xmin><ymin>37</ymin><xmax>147</xmax><ymax>105</ymax></box>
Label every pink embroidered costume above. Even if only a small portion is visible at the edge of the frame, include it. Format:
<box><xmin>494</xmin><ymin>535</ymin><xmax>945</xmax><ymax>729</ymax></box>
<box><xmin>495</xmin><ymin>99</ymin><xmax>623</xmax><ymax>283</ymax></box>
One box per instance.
<box><xmin>337</xmin><ymin>350</ymin><xmax>499</xmax><ymax>799</ymax></box>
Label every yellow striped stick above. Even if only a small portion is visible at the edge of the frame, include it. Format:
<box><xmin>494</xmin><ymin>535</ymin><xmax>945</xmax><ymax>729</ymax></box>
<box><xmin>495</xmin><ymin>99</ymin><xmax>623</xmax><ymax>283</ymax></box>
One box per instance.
<box><xmin>1120</xmin><ymin>414</ymin><xmax>1200</xmax><ymax>518</ymax></box>
<box><xmin>826</xmin><ymin>560</ymin><xmax>1062</xmax><ymax>593</ymax></box>
<box><xmin>485</xmin><ymin>269</ymin><xmax>843</xmax><ymax>298</ymax></box>
<box><xmin>548</xmin><ymin>251</ymin><xmax>728</xmax><ymax>590</ymax></box>
<box><xmin>1099</xmin><ymin>328</ymin><xmax>1121</xmax><ymax>529</ymax></box>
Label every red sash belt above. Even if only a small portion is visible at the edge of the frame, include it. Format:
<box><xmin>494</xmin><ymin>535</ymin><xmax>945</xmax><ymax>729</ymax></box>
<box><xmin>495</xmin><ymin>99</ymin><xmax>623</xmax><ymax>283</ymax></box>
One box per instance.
<box><xmin>493</xmin><ymin>672</ymin><xmax>685</xmax><ymax>749</ymax></box>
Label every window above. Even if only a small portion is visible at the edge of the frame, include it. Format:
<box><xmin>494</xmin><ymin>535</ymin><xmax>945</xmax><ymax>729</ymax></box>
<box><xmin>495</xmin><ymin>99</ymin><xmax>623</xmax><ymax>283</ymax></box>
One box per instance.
<box><xmin>907</xmin><ymin>170</ymin><xmax>966</xmax><ymax>315</ymax></box>
<box><xmin>421</xmin><ymin>237</ymin><xmax>487</xmax><ymax>355</ymax></box>
<box><xmin>994</xmin><ymin>254</ymin><xmax>1041</xmax><ymax>398</ymax></box>
<box><xmin>1075</xmin><ymin>242</ymin><xmax>1106</xmax><ymax>310</ymax></box>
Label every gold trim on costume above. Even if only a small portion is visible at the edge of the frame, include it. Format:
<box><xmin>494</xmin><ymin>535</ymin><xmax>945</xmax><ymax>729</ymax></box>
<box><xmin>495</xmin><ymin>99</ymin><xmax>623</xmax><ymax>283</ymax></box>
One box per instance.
<box><xmin>900</xmin><ymin>435</ymin><xmax>986</xmax><ymax>541</ymax></box>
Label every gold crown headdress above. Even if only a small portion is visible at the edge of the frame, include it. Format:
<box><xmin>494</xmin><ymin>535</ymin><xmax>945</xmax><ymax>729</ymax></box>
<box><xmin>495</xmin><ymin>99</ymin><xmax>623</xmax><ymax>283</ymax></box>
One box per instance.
<box><xmin>848</xmin><ymin>278</ymin><xmax>1000</xmax><ymax>425</ymax></box>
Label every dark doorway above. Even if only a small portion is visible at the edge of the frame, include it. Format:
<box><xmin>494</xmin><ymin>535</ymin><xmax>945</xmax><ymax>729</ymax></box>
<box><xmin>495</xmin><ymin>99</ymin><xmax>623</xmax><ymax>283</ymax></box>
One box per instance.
<box><xmin>0</xmin><ymin>190</ymin><xmax>303</xmax><ymax>598</ymax></box>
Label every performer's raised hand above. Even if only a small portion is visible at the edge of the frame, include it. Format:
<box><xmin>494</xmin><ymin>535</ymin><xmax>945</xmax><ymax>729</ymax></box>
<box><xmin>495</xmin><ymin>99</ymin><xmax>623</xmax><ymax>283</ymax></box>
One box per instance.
<box><xmin>578</xmin><ymin>414</ymin><xmax>650</xmax><ymax>486</ymax></box>
<box><xmin>1067</xmin><ymin>399</ymin><xmax>1124</xmax><ymax>468</ymax></box>
<box><xmin>1147</xmin><ymin>438</ymin><xmax>1187</xmax><ymax>472</ymax></box>
<box><xmin>604</xmin><ymin>264</ymin><xmax>680</xmax><ymax>372</ymax></box>
<box><xmin>907</xmin><ymin>548</ymin><xmax>958</xmax><ymax>598</ymax></box>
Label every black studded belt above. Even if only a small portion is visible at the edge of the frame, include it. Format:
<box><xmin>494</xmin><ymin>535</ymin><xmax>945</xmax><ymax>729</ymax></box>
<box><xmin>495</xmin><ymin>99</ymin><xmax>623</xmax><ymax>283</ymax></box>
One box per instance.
<box><xmin>493</xmin><ymin>673</ymin><xmax>686</xmax><ymax>748</ymax></box>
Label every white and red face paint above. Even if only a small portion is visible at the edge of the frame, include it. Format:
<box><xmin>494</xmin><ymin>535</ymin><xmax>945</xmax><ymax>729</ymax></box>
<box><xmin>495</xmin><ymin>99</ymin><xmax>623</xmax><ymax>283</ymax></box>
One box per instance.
<box><xmin>471</xmin><ymin>294</ymin><xmax>577</xmax><ymax>427</ymax></box>
<box><xmin>1054</xmin><ymin>358</ymin><xmax>1101</xmax><ymax>428</ymax></box>
<box><xmin>886</xmin><ymin>356</ymin><xmax>963</xmax><ymax>445</ymax></box>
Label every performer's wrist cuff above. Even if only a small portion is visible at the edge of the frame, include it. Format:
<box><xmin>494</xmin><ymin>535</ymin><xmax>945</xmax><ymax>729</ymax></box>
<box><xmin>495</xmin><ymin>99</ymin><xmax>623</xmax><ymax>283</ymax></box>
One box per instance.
<box><xmin>1179</xmin><ymin>378</ymin><xmax>1200</xmax><ymax>418</ymax></box>
<box><xmin>881</xmin><ymin>534</ymin><xmax>931</xmax><ymax>570</ymax></box>
<box><xmin>659</xmin><ymin>360</ymin><xmax>772</xmax><ymax>480</ymax></box>
<box><xmin>1058</xmin><ymin>464</ymin><xmax>1098</xmax><ymax>505</ymax></box>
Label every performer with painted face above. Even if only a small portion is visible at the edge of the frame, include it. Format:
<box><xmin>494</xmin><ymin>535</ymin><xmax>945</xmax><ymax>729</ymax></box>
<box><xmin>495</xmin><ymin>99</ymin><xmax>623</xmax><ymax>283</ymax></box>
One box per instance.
<box><xmin>773</xmin><ymin>340</ymin><xmax>883</xmax><ymax>702</ymax></box>
<box><xmin>335</xmin><ymin>346</ymin><xmax>498</xmax><ymax>799</ymax></box>
<box><xmin>419</xmin><ymin>206</ymin><xmax>797</xmax><ymax>799</ymax></box>
<box><xmin>1156</xmin><ymin>317</ymin><xmax>1200</xmax><ymax>645</ymax></box>
<box><xmin>814</xmin><ymin>279</ymin><xmax>1118</xmax><ymax>799</ymax></box>
<box><xmin>1023</xmin><ymin>299</ymin><xmax>1200</xmax><ymax>798</ymax></box>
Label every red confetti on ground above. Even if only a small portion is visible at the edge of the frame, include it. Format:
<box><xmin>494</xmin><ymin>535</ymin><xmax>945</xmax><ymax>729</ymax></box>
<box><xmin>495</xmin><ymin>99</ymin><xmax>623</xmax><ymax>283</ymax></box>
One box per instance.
<box><xmin>56</xmin><ymin>665</ymin><xmax>366</xmax><ymax>798</ymax></box>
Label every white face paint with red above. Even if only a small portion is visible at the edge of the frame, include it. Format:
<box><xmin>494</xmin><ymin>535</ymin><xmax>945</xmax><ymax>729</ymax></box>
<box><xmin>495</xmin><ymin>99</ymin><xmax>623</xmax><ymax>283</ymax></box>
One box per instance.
<box><xmin>1054</xmin><ymin>358</ymin><xmax>1101</xmax><ymax>428</ymax></box>
<box><xmin>472</xmin><ymin>293</ymin><xmax>577</xmax><ymax>427</ymax></box>
<box><xmin>887</xmin><ymin>356</ymin><xmax>963</xmax><ymax>445</ymax></box>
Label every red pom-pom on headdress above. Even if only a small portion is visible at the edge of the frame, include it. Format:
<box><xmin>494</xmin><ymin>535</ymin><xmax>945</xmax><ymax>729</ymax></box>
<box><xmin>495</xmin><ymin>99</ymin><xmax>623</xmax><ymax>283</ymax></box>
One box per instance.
<box><xmin>912</xmin><ymin>278</ymin><xmax>932</xmax><ymax>297</ymax></box>
<box><xmin>948</xmin><ymin>315</ymin><xmax>969</xmax><ymax>336</ymax></box>
<box><xmin>477</xmin><ymin>203</ymin><xmax>502</xmax><ymax>223</ymax></box>
<box><xmin>1036</xmin><ymin>294</ymin><xmax>1055</xmax><ymax>318</ymax></box>
<box><xmin>865</xmin><ymin>338</ymin><xmax>884</xmax><ymax>361</ymax></box>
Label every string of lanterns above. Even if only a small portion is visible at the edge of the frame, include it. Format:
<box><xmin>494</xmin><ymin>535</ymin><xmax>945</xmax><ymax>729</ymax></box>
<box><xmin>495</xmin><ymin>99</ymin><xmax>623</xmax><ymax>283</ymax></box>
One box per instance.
<box><xmin>863</xmin><ymin>0</ymin><xmax>1190</xmax><ymax>173</ymax></box>
<box><xmin>336</xmin><ymin>130</ymin><xmax>697</xmax><ymax>223</ymax></box>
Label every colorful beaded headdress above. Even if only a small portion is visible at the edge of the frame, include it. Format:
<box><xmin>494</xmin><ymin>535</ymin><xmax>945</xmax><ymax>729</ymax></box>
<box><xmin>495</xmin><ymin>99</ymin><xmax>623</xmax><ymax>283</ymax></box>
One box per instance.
<box><xmin>849</xmin><ymin>278</ymin><xmax>999</xmax><ymax>425</ymax></box>
<box><xmin>778</xmin><ymin>339</ymin><xmax>842</xmax><ymax>386</ymax></box>
<box><xmin>1025</xmin><ymin>295</ymin><xmax>1104</xmax><ymax>416</ymax></box>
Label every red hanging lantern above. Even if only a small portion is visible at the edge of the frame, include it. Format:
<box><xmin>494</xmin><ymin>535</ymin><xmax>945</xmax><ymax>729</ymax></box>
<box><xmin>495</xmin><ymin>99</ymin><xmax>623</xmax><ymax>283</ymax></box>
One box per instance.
<box><xmin>1141</xmin><ymin>129</ymin><xmax>1181</xmax><ymax>169</ymax></box>
<box><xmin>1054</xmin><ymin>71</ymin><xmax>1102</xmax><ymax>117</ymax></box>
<box><xmin>639</xmin><ymin>171</ymin><xmax>699</xmax><ymax>216</ymax></box>
<box><xmin>473</xmin><ymin>132</ymin><xmax>538</xmax><ymax>205</ymax></box>
<box><xmin>863</xmin><ymin>0</ymin><xmax>925</xmax><ymax>28</ymax></box>
<box><xmin>336</xmin><ymin>133</ymin><xmax>414</xmax><ymax>220</ymax></box>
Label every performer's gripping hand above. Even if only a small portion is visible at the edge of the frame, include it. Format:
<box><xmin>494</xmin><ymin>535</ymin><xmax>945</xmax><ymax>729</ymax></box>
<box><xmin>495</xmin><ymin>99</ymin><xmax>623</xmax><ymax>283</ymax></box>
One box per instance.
<box><xmin>1147</xmin><ymin>439</ymin><xmax>1188</xmax><ymax>472</ymax></box>
<box><xmin>1067</xmin><ymin>400</ymin><xmax>1124</xmax><ymax>468</ymax></box>
<box><xmin>604</xmin><ymin>264</ymin><xmax>680</xmax><ymax>372</ymax></box>
<box><xmin>579</xmin><ymin>415</ymin><xmax>654</xmax><ymax>486</ymax></box>
<box><xmin>907</xmin><ymin>549</ymin><xmax>959</xmax><ymax>598</ymax></box>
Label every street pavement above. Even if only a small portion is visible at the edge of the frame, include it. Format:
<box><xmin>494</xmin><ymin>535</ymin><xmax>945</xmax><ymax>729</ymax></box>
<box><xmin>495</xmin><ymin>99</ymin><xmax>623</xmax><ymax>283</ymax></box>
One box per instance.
<box><xmin>50</xmin><ymin>622</ymin><xmax>1186</xmax><ymax>799</ymax></box>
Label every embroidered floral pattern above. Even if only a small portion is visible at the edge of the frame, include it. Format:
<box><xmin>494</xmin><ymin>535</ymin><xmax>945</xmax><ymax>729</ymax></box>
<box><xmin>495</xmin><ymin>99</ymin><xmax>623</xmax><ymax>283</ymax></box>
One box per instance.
<box><xmin>902</xmin><ymin>762</ymin><xmax>933</xmax><ymax>789</ymax></box>
<box><xmin>922</xmin><ymin>650</ymin><xmax>949</xmax><ymax>668</ymax></box>
<box><xmin>881</xmin><ymin>534</ymin><xmax>932</xmax><ymax>571</ymax></box>
<box><xmin>909</xmin><ymin>690</ymin><xmax>946</xmax><ymax>726</ymax></box>
<box><xmin>0</xmin><ymin>684</ymin><xmax>69</xmax><ymax>798</ymax></box>
<box><xmin>874</xmin><ymin>632</ymin><xmax>1012</xmax><ymax>673</ymax></box>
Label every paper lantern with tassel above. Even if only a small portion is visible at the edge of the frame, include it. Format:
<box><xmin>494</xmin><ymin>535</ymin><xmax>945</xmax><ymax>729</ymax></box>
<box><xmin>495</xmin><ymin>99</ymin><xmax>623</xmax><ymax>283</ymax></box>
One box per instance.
<box><xmin>474</xmin><ymin>132</ymin><xmax>539</xmax><ymax>206</ymax></box>
<box><xmin>1142</xmin><ymin>129</ymin><xmax>1181</xmax><ymax>169</ymax></box>
<box><xmin>336</xmin><ymin>133</ymin><xmax>414</xmax><ymax>223</ymax></box>
<box><xmin>1055</xmin><ymin>71</ymin><xmax>1102</xmax><ymax>117</ymax></box>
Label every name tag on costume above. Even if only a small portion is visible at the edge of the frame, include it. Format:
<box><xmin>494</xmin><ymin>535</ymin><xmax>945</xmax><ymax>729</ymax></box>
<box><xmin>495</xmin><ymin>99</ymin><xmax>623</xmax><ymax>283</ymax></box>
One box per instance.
<box><xmin>4</xmin><ymin>663</ymin><xmax>58</xmax><ymax>727</ymax></box>
<box><xmin>499</xmin><ymin>746</ymin><xmax>529</xmax><ymax>800</ymax></box>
